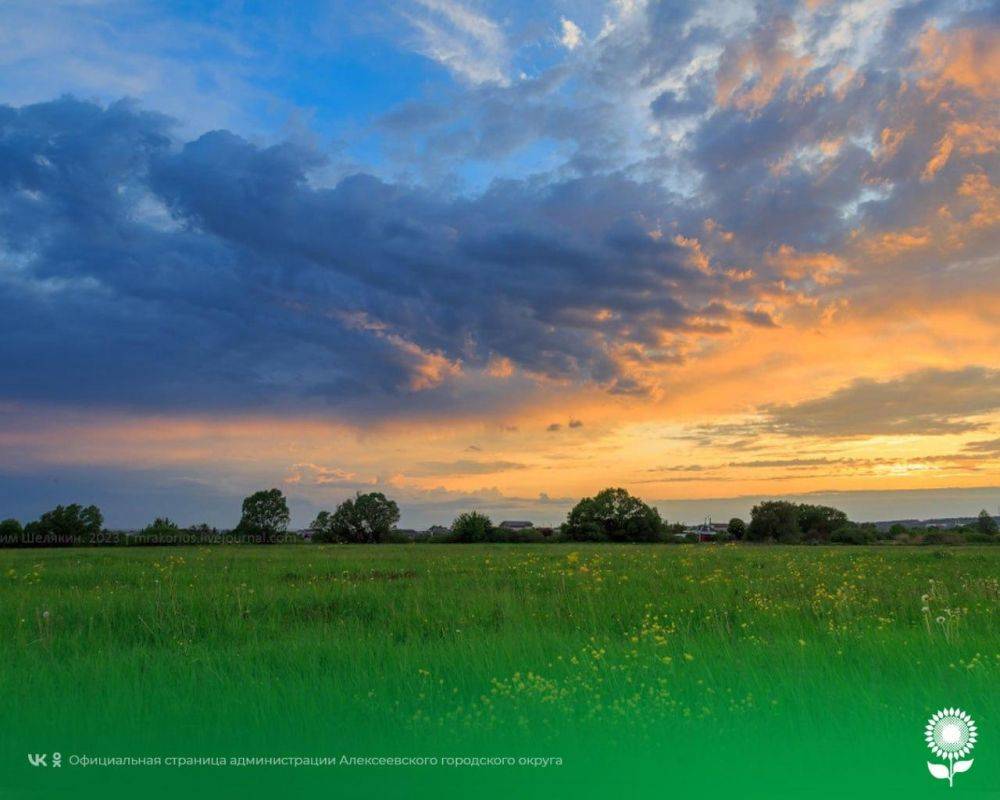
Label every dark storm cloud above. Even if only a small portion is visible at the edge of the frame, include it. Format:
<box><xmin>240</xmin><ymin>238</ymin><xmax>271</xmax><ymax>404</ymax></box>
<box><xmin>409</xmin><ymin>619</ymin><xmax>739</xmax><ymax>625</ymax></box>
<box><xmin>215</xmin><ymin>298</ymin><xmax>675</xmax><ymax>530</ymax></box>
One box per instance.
<box><xmin>0</xmin><ymin>97</ymin><xmax>751</xmax><ymax>415</ymax></box>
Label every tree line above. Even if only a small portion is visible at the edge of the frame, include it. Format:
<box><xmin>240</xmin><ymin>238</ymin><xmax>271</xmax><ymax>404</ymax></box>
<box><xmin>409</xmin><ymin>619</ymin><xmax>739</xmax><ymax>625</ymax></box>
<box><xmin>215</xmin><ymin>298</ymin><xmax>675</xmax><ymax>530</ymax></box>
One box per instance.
<box><xmin>1</xmin><ymin>487</ymin><xmax>997</xmax><ymax>547</ymax></box>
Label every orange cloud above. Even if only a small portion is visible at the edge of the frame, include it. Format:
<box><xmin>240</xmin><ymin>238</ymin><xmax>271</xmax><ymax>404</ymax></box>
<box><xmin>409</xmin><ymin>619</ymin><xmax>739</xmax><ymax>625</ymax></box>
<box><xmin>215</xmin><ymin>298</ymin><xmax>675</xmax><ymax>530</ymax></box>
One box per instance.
<box><xmin>765</xmin><ymin>245</ymin><xmax>851</xmax><ymax>285</ymax></box>
<box><xmin>914</xmin><ymin>26</ymin><xmax>1000</xmax><ymax>100</ymax></box>
<box><xmin>715</xmin><ymin>16</ymin><xmax>813</xmax><ymax>111</ymax></box>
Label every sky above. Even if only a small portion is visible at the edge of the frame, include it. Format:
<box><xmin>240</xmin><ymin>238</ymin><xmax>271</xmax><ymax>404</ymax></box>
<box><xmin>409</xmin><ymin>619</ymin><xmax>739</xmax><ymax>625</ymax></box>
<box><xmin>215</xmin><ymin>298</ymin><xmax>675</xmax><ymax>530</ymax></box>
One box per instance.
<box><xmin>0</xmin><ymin>0</ymin><xmax>998</xmax><ymax>529</ymax></box>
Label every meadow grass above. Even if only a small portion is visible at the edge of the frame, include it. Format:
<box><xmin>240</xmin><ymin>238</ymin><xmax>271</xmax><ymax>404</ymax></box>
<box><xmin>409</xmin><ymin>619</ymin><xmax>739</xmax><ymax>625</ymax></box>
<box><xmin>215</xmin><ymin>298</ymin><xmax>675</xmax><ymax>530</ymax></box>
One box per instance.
<box><xmin>1</xmin><ymin>544</ymin><xmax>997</xmax><ymax>797</ymax></box>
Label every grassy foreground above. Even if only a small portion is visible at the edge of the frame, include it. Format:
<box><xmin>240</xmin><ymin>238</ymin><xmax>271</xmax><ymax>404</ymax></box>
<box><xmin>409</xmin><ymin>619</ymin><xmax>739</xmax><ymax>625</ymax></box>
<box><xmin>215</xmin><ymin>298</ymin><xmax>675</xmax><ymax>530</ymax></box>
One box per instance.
<box><xmin>1</xmin><ymin>544</ymin><xmax>997</xmax><ymax>798</ymax></box>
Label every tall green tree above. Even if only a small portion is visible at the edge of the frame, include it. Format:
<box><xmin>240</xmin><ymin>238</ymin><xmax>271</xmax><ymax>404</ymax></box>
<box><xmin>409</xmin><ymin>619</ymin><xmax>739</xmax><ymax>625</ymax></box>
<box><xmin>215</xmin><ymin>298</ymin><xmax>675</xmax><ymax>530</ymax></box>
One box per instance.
<box><xmin>563</xmin><ymin>488</ymin><xmax>664</xmax><ymax>542</ymax></box>
<box><xmin>977</xmin><ymin>509</ymin><xmax>999</xmax><ymax>536</ymax></box>
<box><xmin>312</xmin><ymin>492</ymin><xmax>400</xmax><ymax>543</ymax></box>
<box><xmin>238</xmin><ymin>489</ymin><xmax>290</xmax><ymax>543</ymax></box>
<box><xmin>797</xmin><ymin>504</ymin><xmax>849</xmax><ymax>541</ymax></box>
<box><xmin>23</xmin><ymin>504</ymin><xmax>103</xmax><ymax>546</ymax></box>
<box><xmin>747</xmin><ymin>501</ymin><xmax>801</xmax><ymax>542</ymax></box>
<box><xmin>0</xmin><ymin>518</ymin><xmax>23</xmax><ymax>546</ymax></box>
<box><xmin>727</xmin><ymin>517</ymin><xmax>747</xmax><ymax>540</ymax></box>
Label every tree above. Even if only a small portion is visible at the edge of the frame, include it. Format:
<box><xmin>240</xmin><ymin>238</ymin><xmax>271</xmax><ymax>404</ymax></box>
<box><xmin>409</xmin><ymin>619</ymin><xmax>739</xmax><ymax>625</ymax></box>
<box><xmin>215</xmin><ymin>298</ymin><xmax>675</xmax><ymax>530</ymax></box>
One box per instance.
<box><xmin>977</xmin><ymin>509</ymin><xmax>999</xmax><ymax>536</ymax></box>
<box><xmin>134</xmin><ymin>517</ymin><xmax>183</xmax><ymax>544</ymax></box>
<box><xmin>563</xmin><ymin>488</ymin><xmax>664</xmax><ymax>542</ymax></box>
<box><xmin>309</xmin><ymin>510</ymin><xmax>336</xmax><ymax>541</ymax></box>
<box><xmin>23</xmin><ymin>504</ymin><xmax>103</xmax><ymax>546</ymax></box>
<box><xmin>313</xmin><ymin>492</ymin><xmax>400</xmax><ymax>543</ymax></box>
<box><xmin>450</xmin><ymin>511</ymin><xmax>493</xmax><ymax>542</ymax></box>
<box><xmin>141</xmin><ymin>517</ymin><xmax>180</xmax><ymax>536</ymax></box>
<box><xmin>0</xmin><ymin>518</ymin><xmax>23</xmax><ymax>546</ymax></box>
<box><xmin>238</xmin><ymin>489</ymin><xmax>290</xmax><ymax>543</ymax></box>
<box><xmin>727</xmin><ymin>517</ymin><xmax>746</xmax><ymax>540</ymax></box>
<box><xmin>747</xmin><ymin>501</ymin><xmax>800</xmax><ymax>542</ymax></box>
<box><xmin>797</xmin><ymin>504</ymin><xmax>849</xmax><ymax>541</ymax></box>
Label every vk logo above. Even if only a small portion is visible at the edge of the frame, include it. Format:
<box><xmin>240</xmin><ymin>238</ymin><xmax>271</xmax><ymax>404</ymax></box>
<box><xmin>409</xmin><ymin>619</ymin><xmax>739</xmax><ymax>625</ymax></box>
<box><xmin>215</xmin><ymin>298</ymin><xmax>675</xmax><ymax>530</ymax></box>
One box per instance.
<box><xmin>27</xmin><ymin>754</ymin><xmax>47</xmax><ymax>767</ymax></box>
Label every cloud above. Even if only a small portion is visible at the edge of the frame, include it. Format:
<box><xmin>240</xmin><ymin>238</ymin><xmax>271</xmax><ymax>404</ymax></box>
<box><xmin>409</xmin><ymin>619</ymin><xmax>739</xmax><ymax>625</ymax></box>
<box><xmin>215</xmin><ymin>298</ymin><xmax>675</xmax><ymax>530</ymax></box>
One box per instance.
<box><xmin>760</xmin><ymin>367</ymin><xmax>1000</xmax><ymax>437</ymax></box>
<box><xmin>408</xmin><ymin>459</ymin><xmax>527</xmax><ymax>476</ymax></box>
<box><xmin>559</xmin><ymin>18</ymin><xmax>584</xmax><ymax>51</ymax></box>
<box><xmin>963</xmin><ymin>437</ymin><xmax>1000</xmax><ymax>454</ymax></box>
<box><xmin>404</xmin><ymin>0</ymin><xmax>509</xmax><ymax>85</ymax></box>
<box><xmin>0</xmin><ymin>95</ymin><xmax>773</xmax><ymax>416</ymax></box>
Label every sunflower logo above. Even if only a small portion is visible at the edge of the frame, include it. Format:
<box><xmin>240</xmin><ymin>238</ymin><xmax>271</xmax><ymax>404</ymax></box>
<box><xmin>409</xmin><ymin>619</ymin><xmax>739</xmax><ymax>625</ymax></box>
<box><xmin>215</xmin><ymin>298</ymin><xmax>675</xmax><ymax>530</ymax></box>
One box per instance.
<box><xmin>925</xmin><ymin>708</ymin><xmax>977</xmax><ymax>787</ymax></box>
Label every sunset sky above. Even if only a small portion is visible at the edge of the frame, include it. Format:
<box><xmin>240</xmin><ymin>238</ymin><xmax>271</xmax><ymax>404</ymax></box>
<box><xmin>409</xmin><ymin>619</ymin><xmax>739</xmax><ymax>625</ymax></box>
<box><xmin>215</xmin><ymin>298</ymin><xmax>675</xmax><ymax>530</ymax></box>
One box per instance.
<box><xmin>1</xmin><ymin>0</ymin><xmax>998</xmax><ymax>528</ymax></box>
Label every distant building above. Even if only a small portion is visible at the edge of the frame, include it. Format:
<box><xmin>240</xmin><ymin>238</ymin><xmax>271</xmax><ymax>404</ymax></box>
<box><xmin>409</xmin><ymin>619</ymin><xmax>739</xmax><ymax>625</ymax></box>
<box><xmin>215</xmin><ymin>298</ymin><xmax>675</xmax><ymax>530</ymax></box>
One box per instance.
<box><xmin>679</xmin><ymin>523</ymin><xmax>719</xmax><ymax>542</ymax></box>
<box><xmin>498</xmin><ymin>520</ymin><xmax>534</xmax><ymax>530</ymax></box>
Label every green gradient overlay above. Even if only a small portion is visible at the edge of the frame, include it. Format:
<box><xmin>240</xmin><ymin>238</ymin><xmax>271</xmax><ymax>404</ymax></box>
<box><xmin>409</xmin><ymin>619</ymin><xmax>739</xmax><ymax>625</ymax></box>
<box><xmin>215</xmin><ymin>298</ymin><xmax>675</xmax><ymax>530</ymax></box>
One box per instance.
<box><xmin>1</xmin><ymin>545</ymin><xmax>996</xmax><ymax>797</ymax></box>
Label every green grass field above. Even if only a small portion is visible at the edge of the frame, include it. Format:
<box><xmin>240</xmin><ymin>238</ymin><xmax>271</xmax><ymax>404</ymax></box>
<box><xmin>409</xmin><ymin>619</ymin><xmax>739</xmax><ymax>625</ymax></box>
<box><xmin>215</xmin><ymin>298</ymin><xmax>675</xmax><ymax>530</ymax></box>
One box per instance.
<box><xmin>2</xmin><ymin>544</ymin><xmax>997</xmax><ymax>798</ymax></box>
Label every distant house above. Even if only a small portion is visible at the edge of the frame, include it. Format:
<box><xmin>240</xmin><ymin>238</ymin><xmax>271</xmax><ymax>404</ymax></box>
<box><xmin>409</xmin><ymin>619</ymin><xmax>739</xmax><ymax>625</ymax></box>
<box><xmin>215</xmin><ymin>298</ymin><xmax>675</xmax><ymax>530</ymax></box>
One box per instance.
<box><xmin>499</xmin><ymin>520</ymin><xmax>534</xmax><ymax>530</ymax></box>
<box><xmin>679</xmin><ymin>524</ymin><xmax>717</xmax><ymax>542</ymax></box>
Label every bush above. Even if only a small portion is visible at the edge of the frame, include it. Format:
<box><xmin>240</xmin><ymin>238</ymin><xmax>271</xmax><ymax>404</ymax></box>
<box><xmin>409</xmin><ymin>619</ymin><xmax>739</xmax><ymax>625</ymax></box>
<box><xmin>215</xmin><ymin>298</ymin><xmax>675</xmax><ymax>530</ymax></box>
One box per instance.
<box><xmin>830</xmin><ymin>523</ymin><xmax>876</xmax><ymax>545</ymax></box>
<box><xmin>488</xmin><ymin>527</ymin><xmax>547</xmax><ymax>543</ymax></box>
<box><xmin>963</xmin><ymin>531</ymin><xmax>999</xmax><ymax>544</ymax></box>
<box><xmin>921</xmin><ymin>530</ymin><xmax>965</xmax><ymax>546</ymax></box>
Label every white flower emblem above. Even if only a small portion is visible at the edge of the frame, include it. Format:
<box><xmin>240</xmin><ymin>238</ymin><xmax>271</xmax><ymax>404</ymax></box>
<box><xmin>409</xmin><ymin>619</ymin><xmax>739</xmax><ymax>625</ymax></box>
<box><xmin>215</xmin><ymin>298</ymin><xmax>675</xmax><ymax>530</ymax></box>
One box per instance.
<box><xmin>926</xmin><ymin>708</ymin><xmax>977</xmax><ymax>786</ymax></box>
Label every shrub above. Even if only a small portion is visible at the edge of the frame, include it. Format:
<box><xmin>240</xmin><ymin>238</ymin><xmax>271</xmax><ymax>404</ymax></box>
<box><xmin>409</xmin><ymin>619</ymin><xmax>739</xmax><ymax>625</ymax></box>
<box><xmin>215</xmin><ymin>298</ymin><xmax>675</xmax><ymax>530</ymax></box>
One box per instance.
<box><xmin>963</xmin><ymin>531</ymin><xmax>999</xmax><ymax>544</ymax></box>
<box><xmin>921</xmin><ymin>530</ymin><xmax>965</xmax><ymax>546</ymax></box>
<box><xmin>488</xmin><ymin>527</ymin><xmax>547</xmax><ymax>543</ymax></box>
<box><xmin>830</xmin><ymin>523</ymin><xmax>876</xmax><ymax>545</ymax></box>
